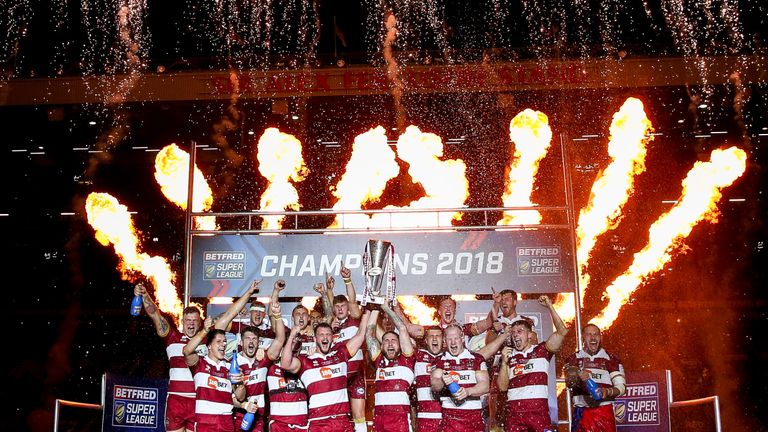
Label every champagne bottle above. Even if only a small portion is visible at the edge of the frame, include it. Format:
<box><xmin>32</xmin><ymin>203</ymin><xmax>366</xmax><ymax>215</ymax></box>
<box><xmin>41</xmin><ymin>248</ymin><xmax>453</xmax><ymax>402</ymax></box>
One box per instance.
<box><xmin>130</xmin><ymin>294</ymin><xmax>142</xmax><ymax>316</ymax></box>
<box><xmin>230</xmin><ymin>348</ymin><xmax>241</xmax><ymax>384</ymax></box>
<box><xmin>585</xmin><ymin>378</ymin><xmax>602</xmax><ymax>400</ymax></box>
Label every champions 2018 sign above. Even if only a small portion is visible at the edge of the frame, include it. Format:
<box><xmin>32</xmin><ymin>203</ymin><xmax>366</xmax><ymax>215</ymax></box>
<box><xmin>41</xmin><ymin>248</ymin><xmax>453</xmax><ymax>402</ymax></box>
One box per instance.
<box><xmin>190</xmin><ymin>230</ymin><xmax>574</xmax><ymax>297</ymax></box>
<box><xmin>102</xmin><ymin>374</ymin><xmax>167</xmax><ymax>432</ymax></box>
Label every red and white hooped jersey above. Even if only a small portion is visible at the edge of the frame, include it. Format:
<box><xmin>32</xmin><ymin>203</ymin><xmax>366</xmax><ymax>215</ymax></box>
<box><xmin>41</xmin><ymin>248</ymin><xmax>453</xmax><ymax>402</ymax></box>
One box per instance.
<box><xmin>504</xmin><ymin>342</ymin><xmax>553</xmax><ymax>412</ymax></box>
<box><xmin>414</xmin><ymin>349</ymin><xmax>443</xmax><ymax>420</ymax></box>
<box><xmin>373</xmin><ymin>352</ymin><xmax>416</xmax><ymax>414</ymax></box>
<box><xmin>435</xmin><ymin>349</ymin><xmax>487</xmax><ymax>416</ymax></box>
<box><xmin>267</xmin><ymin>363</ymin><xmax>309</xmax><ymax>427</ymax></box>
<box><xmin>237</xmin><ymin>353</ymin><xmax>273</xmax><ymax>409</ymax></box>
<box><xmin>190</xmin><ymin>355</ymin><xmax>234</xmax><ymax>423</ymax></box>
<box><xmin>564</xmin><ymin>348</ymin><xmax>624</xmax><ymax>407</ymax></box>
<box><xmin>298</xmin><ymin>347</ymin><xmax>352</xmax><ymax>422</ymax></box>
<box><xmin>333</xmin><ymin>316</ymin><xmax>363</xmax><ymax>374</ymax></box>
<box><xmin>163</xmin><ymin>327</ymin><xmax>205</xmax><ymax>397</ymax></box>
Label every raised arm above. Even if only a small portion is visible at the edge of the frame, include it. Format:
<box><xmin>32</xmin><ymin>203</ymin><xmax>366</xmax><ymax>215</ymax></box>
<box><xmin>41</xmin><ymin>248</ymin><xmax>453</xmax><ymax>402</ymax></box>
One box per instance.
<box><xmin>266</xmin><ymin>280</ymin><xmax>287</xmax><ymax>361</ymax></box>
<box><xmin>215</xmin><ymin>280</ymin><xmax>261</xmax><ymax>331</ymax></box>
<box><xmin>280</xmin><ymin>326</ymin><xmax>302</xmax><ymax>374</ymax></box>
<box><xmin>345</xmin><ymin>310</ymin><xmax>372</xmax><ymax>356</ymax></box>
<box><xmin>382</xmin><ymin>303</ymin><xmax>413</xmax><ymax>356</ymax></box>
<box><xmin>183</xmin><ymin>316</ymin><xmax>214</xmax><ymax>366</ymax></box>
<box><xmin>496</xmin><ymin>346</ymin><xmax>512</xmax><ymax>391</ymax></box>
<box><xmin>469</xmin><ymin>288</ymin><xmax>501</xmax><ymax>336</ymax></box>
<box><xmin>540</xmin><ymin>295</ymin><xmax>568</xmax><ymax>353</ymax></box>
<box><xmin>339</xmin><ymin>267</ymin><xmax>362</xmax><ymax>319</ymax></box>
<box><xmin>135</xmin><ymin>283</ymin><xmax>171</xmax><ymax>338</ymax></box>
<box><xmin>365</xmin><ymin>310</ymin><xmax>382</xmax><ymax>361</ymax></box>
<box><xmin>476</xmin><ymin>328</ymin><xmax>511</xmax><ymax>360</ymax></box>
<box><xmin>313</xmin><ymin>282</ymin><xmax>334</xmax><ymax>324</ymax></box>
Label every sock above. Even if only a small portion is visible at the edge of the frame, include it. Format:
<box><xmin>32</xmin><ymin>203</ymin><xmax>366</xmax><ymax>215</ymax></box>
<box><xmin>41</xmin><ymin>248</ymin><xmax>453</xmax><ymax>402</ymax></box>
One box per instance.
<box><xmin>354</xmin><ymin>417</ymin><xmax>367</xmax><ymax>432</ymax></box>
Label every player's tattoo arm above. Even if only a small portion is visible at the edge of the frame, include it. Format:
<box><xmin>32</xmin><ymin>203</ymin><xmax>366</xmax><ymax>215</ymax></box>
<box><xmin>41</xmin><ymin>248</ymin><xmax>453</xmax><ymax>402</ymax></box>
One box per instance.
<box><xmin>366</xmin><ymin>313</ymin><xmax>381</xmax><ymax>361</ymax></box>
<box><xmin>381</xmin><ymin>303</ymin><xmax>406</xmax><ymax>330</ymax></box>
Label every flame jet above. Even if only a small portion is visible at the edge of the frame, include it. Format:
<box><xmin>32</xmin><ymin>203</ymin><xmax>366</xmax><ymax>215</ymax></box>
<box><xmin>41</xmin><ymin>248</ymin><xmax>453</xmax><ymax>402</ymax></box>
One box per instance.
<box><xmin>257</xmin><ymin>128</ymin><xmax>309</xmax><ymax>229</ymax></box>
<box><xmin>397</xmin><ymin>295</ymin><xmax>438</xmax><ymax>325</ymax></box>
<box><xmin>85</xmin><ymin>192</ymin><xmax>184</xmax><ymax>320</ymax></box>
<box><xmin>329</xmin><ymin>126</ymin><xmax>400</xmax><ymax>229</ymax></box>
<box><xmin>591</xmin><ymin>147</ymin><xmax>747</xmax><ymax>329</ymax></box>
<box><xmin>554</xmin><ymin>98</ymin><xmax>653</xmax><ymax>322</ymax></box>
<box><xmin>154</xmin><ymin>144</ymin><xmax>217</xmax><ymax>231</ymax></box>
<box><xmin>497</xmin><ymin>109</ymin><xmax>553</xmax><ymax>226</ymax></box>
<box><xmin>382</xmin><ymin>125</ymin><xmax>469</xmax><ymax>228</ymax></box>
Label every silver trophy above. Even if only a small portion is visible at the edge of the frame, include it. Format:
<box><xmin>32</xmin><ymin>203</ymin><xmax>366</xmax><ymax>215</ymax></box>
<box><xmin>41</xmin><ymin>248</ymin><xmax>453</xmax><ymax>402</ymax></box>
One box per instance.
<box><xmin>361</xmin><ymin>239</ymin><xmax>396</xmax><ymax>307</ymax></box>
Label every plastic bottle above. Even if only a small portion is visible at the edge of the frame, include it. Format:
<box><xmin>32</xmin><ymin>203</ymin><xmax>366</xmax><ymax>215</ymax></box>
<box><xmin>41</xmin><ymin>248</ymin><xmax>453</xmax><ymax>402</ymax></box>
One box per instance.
<box><xmin>240</xmin><ymin>411</ymin><xmax>255</xmax><ymax>430</ymax></box>
<box><xmin>585</xmin><ymin>378</ymin><xmax>602</xmax><ymax>400</ymax></box>
<box><xmin>130</xmin><ymin>294</ymin><xmax>142</xmax><ymax>316</ymax></box>
<box><xmin>230</xmin><ymin>349</ymin><xmax>241</xmax><ymax>384</ymax></box>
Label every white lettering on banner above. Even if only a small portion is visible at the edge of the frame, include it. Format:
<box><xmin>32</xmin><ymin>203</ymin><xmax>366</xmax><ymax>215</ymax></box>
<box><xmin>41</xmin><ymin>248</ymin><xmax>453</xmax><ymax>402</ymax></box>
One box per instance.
<box><xmin>628</xmin><ymin>400</ymin><xmax>657</xmax><ymax>411</ymax></box>
<box><xmin>125</xmin><ymin>414</ymin><xmax>156</xmax><ymax>425</ymax></box>
<box><xmin>624</xmin><ymin>384</ymin><xmax>658</xmax><ymax>397</ymax></box>
<box><xmin>126</xmin><ymin>404</ymin><xmax>157</xmax><ymax>415</ymax></box>
<box><xmin>627</xmin><ymin>412</ymin><xmax>659</xmax><ymax>422</ymax></box>
<box><xmin>257</xmin><ymin>252</ymin><xmax>503</xmax><ymax>277</ymax></box>
<box><xmin>114</xmin><ymin>386</ymin><xmax>158</xmax><ymax>400</ymax></box>
<box><xmin>204</xmin><ymin>252</ymin><xmax>246</xmax><ymax>261</ymax></box>
<box><xmin>517</xmin><ymin>248</ymin><xmax>559</xmax><ymax>256</ymax></box>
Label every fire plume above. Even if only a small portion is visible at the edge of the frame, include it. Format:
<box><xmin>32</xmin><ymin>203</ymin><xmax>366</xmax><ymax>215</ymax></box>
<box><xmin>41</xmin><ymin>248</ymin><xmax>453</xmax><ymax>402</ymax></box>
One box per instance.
<box><xmin>497</xmin><ymin>109</ymin><xmax>553</xmax><ymax>225</ymax></box>
<box><xmin>154</xmin><ymin>144</ymin><xmax>217</xmax><ymax>231</ymax></box>
<box><xmin>397</xmin><ymin>295</ymin><xmax>438</xmax><ymax>325</ymax></box>
<box><xmin>85</xmin><ymin>192</ymin><xmax>184</xmax><ymax>319</ymax></box>
<box><xmin>386</xmin><ymin>126</ymin><xmax>469</xmax><ymax>227</ymax></box>
<box><xmin>257</xmin><ymin>128</ymin><xmax>309</xmax><ymax>229</ymax></box>
<box><xmin>329</xmin><ymin>126</ymin><xmax>400</xmax><ymax>228</ymax></box>
<box><xmin>591</xmin><ymin>147</ymin><xmax>747</xmax><ymax>329</ymax></box>
<box><xmin>559</xmin><ymin>98</ymin><xmax>654</xmax><ymax>323</ymax></box>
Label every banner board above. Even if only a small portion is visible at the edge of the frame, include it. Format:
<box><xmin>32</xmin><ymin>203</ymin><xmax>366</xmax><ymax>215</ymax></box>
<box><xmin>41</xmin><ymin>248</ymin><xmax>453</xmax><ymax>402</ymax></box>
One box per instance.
<box><xmin>614</xmin><ymin>370</ymin><xmax>671</xmax><ymax>431</ymax></box>
<box><xmin>102</xmin><ymin>373</ymin><xmax>168</xmax><ymax>432</ymax></box>
<box><xmin>191</xmin><ymin>230</ymin><xmax>574</xmax><ymax>297</ymax></box>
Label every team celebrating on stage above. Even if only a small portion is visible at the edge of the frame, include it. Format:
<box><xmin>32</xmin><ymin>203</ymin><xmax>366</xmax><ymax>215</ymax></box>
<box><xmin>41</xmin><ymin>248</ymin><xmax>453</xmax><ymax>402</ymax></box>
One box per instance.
<box><xmin>133</xmin><ymin>267</ymin><xmax>626</xmax><ymax>432</ymax></box>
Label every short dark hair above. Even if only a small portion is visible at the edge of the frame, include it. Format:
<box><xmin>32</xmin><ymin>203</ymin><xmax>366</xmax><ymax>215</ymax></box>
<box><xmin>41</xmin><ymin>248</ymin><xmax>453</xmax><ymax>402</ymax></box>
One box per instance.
<box><xmin>510</xmin><ymin>320</ymin><xmax>533</xmax><ymax>332</ymax></box>
<box><xmin>332</xmin><ymin>295</ymin><xmax>348</xmax><ymax>305</ymax></box>
<box><xmin>499</xmin><ymin>289</ymin><xmax>518</xmax><ymax>299</ymax></box>
<box><xmin>439</xmin><ymin>296</ymin><xmax>457</xmax><ymax>307</ymax></box>
<box><xmin>205</xmin><ymin>329</ymin><xmax>226</xmax><ymax>346</ymax></box>
<box><xmin>183</xmin><ymin>306</ymin><xmax>202</xmax><ymax>316</ymax></box>
<box><xmin>314</xmin><ymin>322</ymin><xmax>333</xmax><ymax>334</ymax></box>
<box><xmin>240</xmin><ymin>325</ymin><xmax>260</xmax><ymax>339</ymax></box>
<box><xmin>292</xmin><ymin>305</ymin><xmax>308</xmax><ymax>315</ymax></box>
<box><xmin>382</xmin><ymin>331</ymin><xmax>399</xmax><ymax>340</ymax></box>
<box><xmin>424</xmin><ymin>326</ymin><xmax>443</xmax><ymax>335</ymax></box>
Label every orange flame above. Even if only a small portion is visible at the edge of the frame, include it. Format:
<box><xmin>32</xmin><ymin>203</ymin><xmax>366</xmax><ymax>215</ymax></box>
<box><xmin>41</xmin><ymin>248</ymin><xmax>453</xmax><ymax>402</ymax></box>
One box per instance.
<box><xmin>256</xmin><ymin>128</ymin><xmax>309</xmax><ymax>229</ymax></box>
<box><xmin>497</xmin><ymin>109</ymin><xmax>552</xmax><ymax>225</ymax></box>
<box><xmin>154</xmin><ymin>143</ymin><xmax>217</xmax><ymax>231</ymax></box>
<box><xmin>397</xmin><ymin>295</ymin><xmax>438</xmax><ymax>325</ymax></box>
<box><xmin>329</xmin><ymin>126</ymin><xmax>400</xmax><ymax>229</ymax></box>
<box><xmin>301</xmin><ymin>296</ymin><xmax>319</xmax><ymax>311</ymax></box>
<box><xmin>385</xmin><ymin>126</ymin><xmax>469</xmax><ymax>227</ymax></box>
<box><xmin>555</xmin><ymin>99</ymin><xmax>654</xmax><ymax>323</ymax></box>
<box><xmin>85</xmin><ymin>192</ymin><xmax>183</xmax><ymax>320</ymax></box>
<box><xmin>591</xmin><ymin>147</ymin><xmax>747</xmax><ymax>329</ymax></box>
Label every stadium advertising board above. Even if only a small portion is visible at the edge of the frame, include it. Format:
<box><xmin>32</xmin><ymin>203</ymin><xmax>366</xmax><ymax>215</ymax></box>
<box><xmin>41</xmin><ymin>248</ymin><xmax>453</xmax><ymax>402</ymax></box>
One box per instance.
<box><xmin>102</xmin><ymin>374</ymin><xmax>167</xmax><ymax>432</ymax></box>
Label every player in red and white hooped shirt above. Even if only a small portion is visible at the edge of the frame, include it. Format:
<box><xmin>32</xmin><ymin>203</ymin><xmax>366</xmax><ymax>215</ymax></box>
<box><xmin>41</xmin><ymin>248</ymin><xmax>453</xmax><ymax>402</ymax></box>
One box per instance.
<box><xmin>365</xmin><ymin>304</ymin><xmax>416</xmax><ymax>432</ymax></box>
<box><xmin>182</xmin><ymin>281</ymin><xmax>262</xmax><ymax>432</ymax></box>
<box><xmin>429</xmin><ymin>324</ymin><xmax>491</xmax><ymax>432</ymax></box>
<box><xmin>497</xmin><ymin>295</ymin><xmax>568</xmax><ymax>432</ymax></box>
<box><xmin>281</xmin><ymin>310</ymin><xmax>372</xmax><ymax>432</ymax></box>
<box><xmin>413</xmin><ymin>326</ymin><xmax>444</xmax><ymax>432</ymax></box>
<box><xmin>563</xmin><ymin>324</ymin><xmax>625</xmax><ymax>432</ymax></box>
<box><xmin>133</xmin><ymin>283</ymin><xmax>203</xmax><ymax>432</ymax></box>
<box><xmin>326</xmin><ymin>267</ymin><xmax>368</xmax><ymax>432</ymax></box>
<box><xmin>266</xmin><ymin>304</ymin><xmax>316</xmax><ymax>432</ymax></box>
<box><xmin>232</xmin><ymin>280</ymin><xmax>288</xmax><ymax>431</ymax></box>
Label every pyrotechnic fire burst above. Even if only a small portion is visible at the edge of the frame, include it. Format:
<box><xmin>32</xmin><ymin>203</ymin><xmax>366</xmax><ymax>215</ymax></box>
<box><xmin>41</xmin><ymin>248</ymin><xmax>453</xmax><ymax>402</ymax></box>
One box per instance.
<box><xmin>256</xmin><ymin>128</ymin><xmax>309</xmax><ymax>229</ymax></box>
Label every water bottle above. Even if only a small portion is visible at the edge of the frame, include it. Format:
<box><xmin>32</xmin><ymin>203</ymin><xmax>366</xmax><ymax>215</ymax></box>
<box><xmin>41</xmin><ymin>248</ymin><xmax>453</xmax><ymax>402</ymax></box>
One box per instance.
<box><xmin>130</xmin><ymin>294</ymin><xmax>142</xmax><ymax>316</ymax></box>
<box><xmin>585</xmin><ymin>378</ymin><xmax>602</xmax><ymax>400</ymax></box>
<box><xmin>240</xmin><ymin>411</ymin><xmax>255</xmax><ymax>430</ymax></box>
<box><xmin>230</xmin><ymin>349</ymin><xmax>241</xmax><ymax>384</ymax></box>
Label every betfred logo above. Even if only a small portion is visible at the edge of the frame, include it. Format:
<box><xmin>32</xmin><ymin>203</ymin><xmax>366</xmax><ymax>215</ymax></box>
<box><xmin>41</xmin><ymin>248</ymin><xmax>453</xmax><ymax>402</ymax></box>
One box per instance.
<box><xmin>378</xmin><ymin>369</ymin><xmax>395</xmax><ymax>380</ymax></box>
<box><xmin>207</xmin><ymin>376</ymin><xmax>219</xmax><ymax>388</ymax></box>
<box><xmin>448</xmin><ymin>371</ymin><xmax>461</xmax><ymax>382</ymax></box>
<box><xmin>513</xmin><ymin>364</ymin><xmax>525</xmax><ymax>376</ymax></box>
<box><xmin>320</xmin><ymin>366</ymin><xmax>341</xmax><ymax>379</ymax></box>
<box><xmin>278</xmin><ymin>377</ymin><xmax>287</xmax><ymax>388</ymax></box>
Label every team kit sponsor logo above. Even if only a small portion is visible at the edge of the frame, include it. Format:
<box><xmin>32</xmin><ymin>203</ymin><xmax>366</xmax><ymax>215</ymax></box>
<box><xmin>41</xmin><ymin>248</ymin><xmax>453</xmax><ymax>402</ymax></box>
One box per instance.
<box><xmin>203</xmin><ymin>251</ymin><xmax>246</xmax><ymax>280</ymax></box>
<box><xmin>319</xmin><ymin>366</ymin><xmax>342</xmax><ymax>379</ymax></box>
<box><xmin>615</xmin><ymin>382</ymin><xmax>661</xmax><ymax>425</ymax></box>
<box><xmin>517</xmin><ymin>246</ymin><xmax>561</xmax><ymax>276</ymax></box>
<box><xmin>111</xmin><ymin>385</ymin><xmax>160</xmax><ymax>428</ymax></box>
